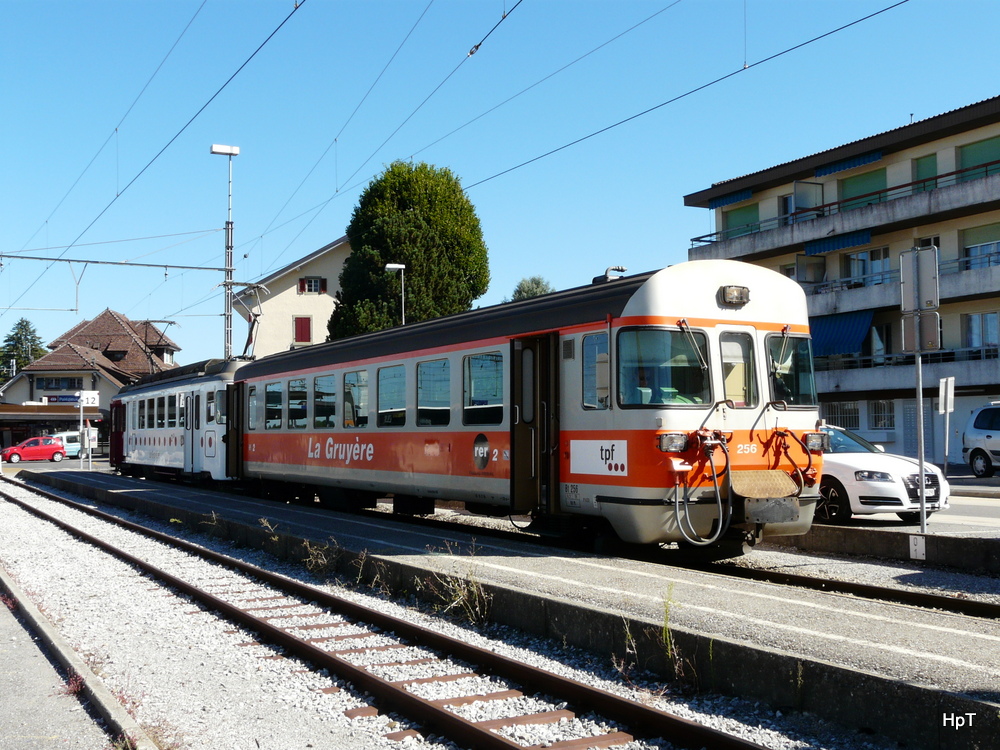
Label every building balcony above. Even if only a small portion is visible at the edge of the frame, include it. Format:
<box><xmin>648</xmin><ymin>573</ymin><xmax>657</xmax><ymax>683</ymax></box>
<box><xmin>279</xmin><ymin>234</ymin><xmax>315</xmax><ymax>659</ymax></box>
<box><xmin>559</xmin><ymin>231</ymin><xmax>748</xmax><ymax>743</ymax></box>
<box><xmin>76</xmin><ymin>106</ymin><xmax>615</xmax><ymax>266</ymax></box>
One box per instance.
<box><xmin>804</xmin><ymin>254</ymin><xmax>1000</xmax><ymax>316</ymax></box>
<box><xmin>689</xmin><ymin>165</ymin><xmax>1000</xmax><ymax>262</ymax></box>
<box><xmin>815</xmin><ymin>346</ymin><xmax>999</xmax><ymax>396</ymax></box>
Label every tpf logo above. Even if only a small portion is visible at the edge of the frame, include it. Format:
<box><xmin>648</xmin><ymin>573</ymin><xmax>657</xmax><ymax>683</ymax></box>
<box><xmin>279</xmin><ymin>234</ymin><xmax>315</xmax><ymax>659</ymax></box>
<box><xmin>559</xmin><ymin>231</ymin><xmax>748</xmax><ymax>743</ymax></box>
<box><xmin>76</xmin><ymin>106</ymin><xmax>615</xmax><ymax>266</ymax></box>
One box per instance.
<box><xmin>570</xmin><ymin>440</ymin><xmax>628</xmax><ymax>476</ymax></box>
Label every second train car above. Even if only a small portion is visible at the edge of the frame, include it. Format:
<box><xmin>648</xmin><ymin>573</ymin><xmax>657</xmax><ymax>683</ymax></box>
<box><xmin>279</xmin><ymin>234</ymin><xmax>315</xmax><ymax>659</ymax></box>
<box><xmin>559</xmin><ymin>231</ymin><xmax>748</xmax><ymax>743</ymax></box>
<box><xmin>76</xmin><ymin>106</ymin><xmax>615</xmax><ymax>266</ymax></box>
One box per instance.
<box><xmin>112</xmin><ymin>260</ymin><xmax>826</xmax><ymax>551</ymax></box>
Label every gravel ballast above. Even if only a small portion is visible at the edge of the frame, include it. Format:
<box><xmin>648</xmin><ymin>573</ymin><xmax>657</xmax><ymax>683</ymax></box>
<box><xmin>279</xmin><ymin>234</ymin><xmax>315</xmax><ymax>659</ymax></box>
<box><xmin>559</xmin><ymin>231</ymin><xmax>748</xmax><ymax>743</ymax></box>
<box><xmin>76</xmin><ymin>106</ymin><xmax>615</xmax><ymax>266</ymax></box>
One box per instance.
<box><xmin>0</xmin><ymin>481</ymin><xmax>919</xmax><ymax>749</ymax></box>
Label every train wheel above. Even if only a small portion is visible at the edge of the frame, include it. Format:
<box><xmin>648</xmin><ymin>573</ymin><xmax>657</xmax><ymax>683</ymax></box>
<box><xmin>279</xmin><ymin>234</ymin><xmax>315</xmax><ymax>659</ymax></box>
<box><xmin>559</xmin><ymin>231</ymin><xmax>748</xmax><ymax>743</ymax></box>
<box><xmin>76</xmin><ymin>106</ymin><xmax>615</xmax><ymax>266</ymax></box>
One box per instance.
<box><xmin>817</xmin><ymin>477</ymin><xmax>852</xmax><ymax>524</ymax></box>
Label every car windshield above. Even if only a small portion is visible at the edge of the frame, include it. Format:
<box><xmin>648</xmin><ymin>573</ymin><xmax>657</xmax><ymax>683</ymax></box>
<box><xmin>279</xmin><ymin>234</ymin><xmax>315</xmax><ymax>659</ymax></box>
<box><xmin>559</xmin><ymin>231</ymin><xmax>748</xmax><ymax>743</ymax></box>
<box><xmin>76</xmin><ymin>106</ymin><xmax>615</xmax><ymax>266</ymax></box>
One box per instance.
<box><xmin>822</xmin><ymin>426</ymin><xmax>880</xmax><ymax>454</ymax></box>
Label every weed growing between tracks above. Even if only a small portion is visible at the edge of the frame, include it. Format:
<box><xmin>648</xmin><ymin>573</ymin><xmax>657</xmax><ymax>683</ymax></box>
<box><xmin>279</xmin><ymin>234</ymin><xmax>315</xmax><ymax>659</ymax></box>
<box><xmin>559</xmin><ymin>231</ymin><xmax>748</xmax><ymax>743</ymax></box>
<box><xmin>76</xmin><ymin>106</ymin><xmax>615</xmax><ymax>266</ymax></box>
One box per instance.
<box><xmin>417</xmin><ymin>540</ymin><xmax>492</xmax><ymax>626</ymax></box>
<box><xmin>300</xmin><ymin>537</ymin><xmax>342</xmax><ymax>578</ymax></box>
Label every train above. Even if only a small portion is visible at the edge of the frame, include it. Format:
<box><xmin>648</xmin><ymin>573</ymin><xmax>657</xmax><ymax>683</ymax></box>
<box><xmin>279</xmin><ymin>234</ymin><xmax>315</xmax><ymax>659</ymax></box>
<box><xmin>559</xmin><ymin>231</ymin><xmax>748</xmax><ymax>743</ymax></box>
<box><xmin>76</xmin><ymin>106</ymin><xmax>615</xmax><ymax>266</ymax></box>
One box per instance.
<box><xmin>110</xmin><ymin>259</ymin><xmax>826</xmax><ymax>552</ymax></box>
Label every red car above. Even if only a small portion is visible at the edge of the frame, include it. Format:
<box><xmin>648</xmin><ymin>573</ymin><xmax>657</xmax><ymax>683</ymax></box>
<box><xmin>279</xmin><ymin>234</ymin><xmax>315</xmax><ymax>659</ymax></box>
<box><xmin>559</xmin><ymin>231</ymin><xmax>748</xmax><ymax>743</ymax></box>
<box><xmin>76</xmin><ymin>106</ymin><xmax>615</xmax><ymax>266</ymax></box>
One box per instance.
<box><xmin>2</xmin><ymin>436</ymin><xmax>65</xmax><ymax>463</ymax></box>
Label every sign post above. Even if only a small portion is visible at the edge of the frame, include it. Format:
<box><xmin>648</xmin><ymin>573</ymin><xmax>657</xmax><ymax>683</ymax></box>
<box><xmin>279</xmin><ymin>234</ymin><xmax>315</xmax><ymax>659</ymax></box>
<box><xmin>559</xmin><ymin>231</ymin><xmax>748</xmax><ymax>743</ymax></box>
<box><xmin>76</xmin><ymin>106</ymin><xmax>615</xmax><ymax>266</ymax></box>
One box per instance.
<box><xmin>938</xmin><ymin>376</ymin><xmax>955</xmax><ymax>479</ymax></box>
<box><xmin>75</xmin><ymin>391</ymin><xmax>99</xmax><ymax>471</ymax></box>
<box><xmin>900</xmin><ymin>246</ymin><xmax>940</xmax><ymax>533</ymax></box>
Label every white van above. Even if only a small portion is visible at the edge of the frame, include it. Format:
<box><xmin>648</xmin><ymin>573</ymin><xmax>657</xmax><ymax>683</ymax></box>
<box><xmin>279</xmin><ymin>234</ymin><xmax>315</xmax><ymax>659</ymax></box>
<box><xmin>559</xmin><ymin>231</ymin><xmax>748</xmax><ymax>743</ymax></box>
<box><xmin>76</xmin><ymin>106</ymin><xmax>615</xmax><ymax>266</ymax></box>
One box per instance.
<box><xmin>51</xmin><ymin>430</ymin><xmax>94</xmax><ymax>459</ymax></box>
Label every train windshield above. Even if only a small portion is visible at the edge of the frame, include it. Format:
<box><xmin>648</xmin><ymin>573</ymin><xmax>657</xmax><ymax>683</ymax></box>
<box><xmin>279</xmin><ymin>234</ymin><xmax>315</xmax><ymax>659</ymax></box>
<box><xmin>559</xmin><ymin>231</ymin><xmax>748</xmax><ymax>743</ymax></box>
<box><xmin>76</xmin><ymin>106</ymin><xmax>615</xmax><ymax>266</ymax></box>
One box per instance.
<box><xmin>767</xmin><ymin>333</ymin><xmax>818</xmax><ymax>406</ymax></box>
<box><xmin>617</xmin><ymin>328</ymin><xmax>710</xmax><ymax>406</ymax></box>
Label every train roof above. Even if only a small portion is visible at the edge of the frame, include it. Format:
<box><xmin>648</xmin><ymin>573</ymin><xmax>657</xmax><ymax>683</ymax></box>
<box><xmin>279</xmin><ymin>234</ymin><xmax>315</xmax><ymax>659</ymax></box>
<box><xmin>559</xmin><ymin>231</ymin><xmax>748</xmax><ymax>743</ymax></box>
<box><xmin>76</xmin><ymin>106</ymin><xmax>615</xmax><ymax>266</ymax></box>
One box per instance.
<box><xmin>117</xmin><ymin>358</ymin><xmax>243</xmax><ymax>395</ymax></box>
<box><xmin>237</xmin><ymin>268</ymin><xmax>659</xmax><ymax>380</ymax></box>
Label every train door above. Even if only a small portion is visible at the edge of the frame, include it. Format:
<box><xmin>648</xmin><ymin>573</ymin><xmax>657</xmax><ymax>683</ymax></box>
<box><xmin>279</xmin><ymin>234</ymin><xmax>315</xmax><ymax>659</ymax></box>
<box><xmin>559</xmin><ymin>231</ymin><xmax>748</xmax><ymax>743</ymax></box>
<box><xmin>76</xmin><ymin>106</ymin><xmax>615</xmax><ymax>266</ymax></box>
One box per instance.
<box><xmin>185</xmin><ymin>392</ymin><xmax>204</xmax><ymax>476</ymax></box>
<box><xmin>109</xmin><ymin>400</ymin><xmax>126</xmax><ymax>468</ymax></box>
<box><xmin>226</xmin><ymin>382</ymin><xmax>245</xmax><ymax>479</ymax></box>
<box><xmin>510</xmin><ymin>333</ymin><xmax>559</xmax><ymax>515</ymax></box>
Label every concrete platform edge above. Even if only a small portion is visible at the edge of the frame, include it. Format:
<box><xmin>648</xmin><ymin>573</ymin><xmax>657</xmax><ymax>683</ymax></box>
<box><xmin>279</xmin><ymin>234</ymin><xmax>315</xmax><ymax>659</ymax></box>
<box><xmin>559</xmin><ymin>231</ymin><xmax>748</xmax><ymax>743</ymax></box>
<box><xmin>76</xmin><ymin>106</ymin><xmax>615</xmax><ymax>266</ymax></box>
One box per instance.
<box><xmin>24</xmin><ymin>471</ymin><xmax>999</xmax><ymax>750</ymax></box>
<box><xmin>0</xmin><ymin>563</ymin><xmax>160</xmax><ymax>750</ymax></box>
<box><xmin>767</xmin><ymin>524</ymin><xmax>1000</xmax><ymax>574</ymax></box>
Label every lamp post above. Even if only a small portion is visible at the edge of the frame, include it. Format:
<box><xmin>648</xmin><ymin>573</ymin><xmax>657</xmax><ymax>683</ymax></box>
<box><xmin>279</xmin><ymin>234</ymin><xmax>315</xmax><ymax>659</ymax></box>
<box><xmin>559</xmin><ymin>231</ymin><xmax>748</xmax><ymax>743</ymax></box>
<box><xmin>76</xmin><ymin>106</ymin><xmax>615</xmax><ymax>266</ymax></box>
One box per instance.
<box><xmin>385</xmin><ymin>263</ymin><xmax>406</xmax><ymax>325</ymax></box>
<box><xmin>211</xmin><ymin>144</ymin><xmax>239</xmax><ymax>359</ymax></box>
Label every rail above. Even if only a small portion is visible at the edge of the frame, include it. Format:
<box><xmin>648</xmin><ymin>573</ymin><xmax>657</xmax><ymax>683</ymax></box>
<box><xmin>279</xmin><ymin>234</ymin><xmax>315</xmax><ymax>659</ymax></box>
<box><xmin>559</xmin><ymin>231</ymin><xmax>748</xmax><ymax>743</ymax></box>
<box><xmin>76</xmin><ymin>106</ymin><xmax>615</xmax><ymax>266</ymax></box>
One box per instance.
<box><xmin>691</xmin><ymin>158</ymin><xmax>1000</xmax><ymax>246</ymax></box>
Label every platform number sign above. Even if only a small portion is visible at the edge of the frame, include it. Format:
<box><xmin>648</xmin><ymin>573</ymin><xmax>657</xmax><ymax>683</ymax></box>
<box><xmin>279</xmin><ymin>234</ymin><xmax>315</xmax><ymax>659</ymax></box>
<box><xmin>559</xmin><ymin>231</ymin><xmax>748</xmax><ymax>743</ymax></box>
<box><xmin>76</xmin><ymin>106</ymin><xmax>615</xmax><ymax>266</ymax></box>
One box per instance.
<box><xmin>76</xmin><ymin>390</ymin><xmax>100</xmax><ymax>407</ymax></box>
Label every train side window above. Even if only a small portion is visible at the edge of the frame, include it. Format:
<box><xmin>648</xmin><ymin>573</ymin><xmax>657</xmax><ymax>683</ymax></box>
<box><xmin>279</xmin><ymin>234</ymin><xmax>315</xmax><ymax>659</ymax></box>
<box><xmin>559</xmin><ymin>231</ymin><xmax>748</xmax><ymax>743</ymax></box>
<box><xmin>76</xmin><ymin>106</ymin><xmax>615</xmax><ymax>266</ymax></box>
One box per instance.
<box><xmin>313</xmin><ymin>375</ymin><xmax>336</xmax><ymax>429</ymax></box>
<box><xmin>719</xmin><ymin>332</ymin><xmax>758</xmax><ymax>408</ymax></box>
<box><xmin>343</xmin><ymin>370</ymin><xmax>369</xmax><ymax>428</ymax></box>
<box><xmin>167</xmin><ymin>395</ymin><xmax>178</xmax><ymax>427</ymax></box>
<box><xmin>377</xmin><ymin>365</ymin><xmax>406</xmax><ymax>427</ymax></box>
<box><xmin>582</xmin><ymin>333</ymin><xmax>609</xmax><ymax>410</ymax></box>
<box><xmin>146</xmin><ymin>398</ymin><xmax>155</xmax><ymax>428</ymax></box>
<box><xmin>464</xmin><ymin>352</ymin><xmax>503</xmax><ymax>425</ymax></box>
<box><xmin>288</xmin><ymin>378</ymin><xmax>308</xmax><ymax>429</ymax></box>
<box><xmin>216</xmin><ymin>390</ymin><xmax>227</xmax><ymax>425</ymax></box>
<box><xmin>179</xmin><ymin>396</ymin><xmax>186</xmax><ymax>428</ymax></box>
<box><xmin>417</xmin><ymin>359</ymin><xmax>450</xmax><ymax>426</ymax></box>
<box><xmin>195</xmin><ymin>394</ymin><xmax>201</xmax><ymax>430</ymax></box>
<box><xmin>137</xmin><ymin>400</ymin><xmax>145</xmax><ymax>430</ymax></box>
<box><xmin>206</xmin><ymin>391</ymin><xmax>215</xmax><ymax>424</ymax></box>
<box><xmin>248</xmin><ymin>386</ymin><xmax>258</xmax><ymax>430</ymax></box>
<box><xmin>265</xmin><ymin>382</ymin><xmax>283</xmax><ymax>429</ymax></box>
<box><xmin>617</xmin><ymin>328</ymin><xmax>710</xmax><ymax>407</ymax></box>
<box><xmin>156</xmin><ymin>397</ymin><xmax>166</xmax><ymax>428</ymax></box>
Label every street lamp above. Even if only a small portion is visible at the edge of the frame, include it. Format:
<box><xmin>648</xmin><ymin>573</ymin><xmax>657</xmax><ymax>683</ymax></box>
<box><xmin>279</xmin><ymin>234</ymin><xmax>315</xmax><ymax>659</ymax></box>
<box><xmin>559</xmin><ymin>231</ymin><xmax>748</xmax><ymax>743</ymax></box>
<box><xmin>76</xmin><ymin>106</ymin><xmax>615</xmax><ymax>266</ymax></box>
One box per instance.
<box><xmin>211</xmin><ymin>144</ymin><xmax>239</xmax><ymax>359</ymax></box>
<box><xmin>385</xmin><ymin>263</ymin><xmax>406</xmax><ymax>325</ymax></box>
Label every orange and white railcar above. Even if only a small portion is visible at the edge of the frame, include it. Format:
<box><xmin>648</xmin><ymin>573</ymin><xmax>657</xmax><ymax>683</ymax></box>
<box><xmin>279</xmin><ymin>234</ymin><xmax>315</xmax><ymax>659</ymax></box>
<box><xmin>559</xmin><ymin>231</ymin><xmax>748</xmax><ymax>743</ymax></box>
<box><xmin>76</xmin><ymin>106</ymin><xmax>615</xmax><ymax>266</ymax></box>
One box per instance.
<box><xmin>225</xmin><ymin>260</ymin><xmax>825</xmax><ymax>549</ymax></box>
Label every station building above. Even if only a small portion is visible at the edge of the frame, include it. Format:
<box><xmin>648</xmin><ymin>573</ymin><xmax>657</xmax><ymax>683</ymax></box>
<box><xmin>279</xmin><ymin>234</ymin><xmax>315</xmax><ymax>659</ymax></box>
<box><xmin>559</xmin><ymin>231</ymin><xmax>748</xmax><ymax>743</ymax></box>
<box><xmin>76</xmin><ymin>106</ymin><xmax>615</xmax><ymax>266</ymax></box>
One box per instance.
<box><xmin>684</xmin><ymin>96</ymin><xmax>1000</xmax><ymax>464</ymax></box>
<box><xmin>0</xmin><ymin>310</ymin><xmax>178</xmax><ymax>448</ymax></box>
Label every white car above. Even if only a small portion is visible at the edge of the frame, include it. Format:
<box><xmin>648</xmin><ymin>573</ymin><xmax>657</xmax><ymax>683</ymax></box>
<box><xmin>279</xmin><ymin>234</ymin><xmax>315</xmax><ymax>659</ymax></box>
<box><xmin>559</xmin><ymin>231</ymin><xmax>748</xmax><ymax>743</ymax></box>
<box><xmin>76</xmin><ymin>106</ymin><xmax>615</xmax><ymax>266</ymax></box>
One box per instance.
<box><xmin>816</xmin><ymin>425</ymin><xmax>950</xmax><ymax>524</ymax></box>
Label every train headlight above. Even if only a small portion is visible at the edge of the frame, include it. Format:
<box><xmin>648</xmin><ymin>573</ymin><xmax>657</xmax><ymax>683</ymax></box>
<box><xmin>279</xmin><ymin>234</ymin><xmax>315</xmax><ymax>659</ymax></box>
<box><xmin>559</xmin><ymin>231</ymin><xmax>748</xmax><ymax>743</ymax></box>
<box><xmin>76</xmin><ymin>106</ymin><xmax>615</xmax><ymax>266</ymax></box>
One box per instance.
<box><xmin>803</xmin><ymin>431</ymin><xmax>829</xmax><ymax>452</ymax></box>
<box><xmin>658</xmin><ymin>432</ymin><xmax>689</xmax><ymax>452</ymax></box>
<box><xmin>718</xmin><ymin>285</ymin><xmax>750</xmax><ymax>307</ymax></box>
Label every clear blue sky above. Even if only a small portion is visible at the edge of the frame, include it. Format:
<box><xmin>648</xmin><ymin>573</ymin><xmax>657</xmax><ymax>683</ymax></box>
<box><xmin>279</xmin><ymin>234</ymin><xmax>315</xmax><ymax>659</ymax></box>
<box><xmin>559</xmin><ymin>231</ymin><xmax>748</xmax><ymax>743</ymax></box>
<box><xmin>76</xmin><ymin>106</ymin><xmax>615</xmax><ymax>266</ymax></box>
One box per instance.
<box><xmin>2</xmin><ymin>0</ymin><xmax>998</xmax><ymax>365</ymax></box>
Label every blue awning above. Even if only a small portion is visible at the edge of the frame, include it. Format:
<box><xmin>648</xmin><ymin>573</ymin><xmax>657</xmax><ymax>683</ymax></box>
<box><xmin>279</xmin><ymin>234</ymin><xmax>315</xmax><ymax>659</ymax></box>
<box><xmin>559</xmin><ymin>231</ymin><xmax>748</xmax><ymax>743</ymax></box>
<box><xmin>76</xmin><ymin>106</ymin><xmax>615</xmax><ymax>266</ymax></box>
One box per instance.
<box><xmin>810</xmin><ymin>310</ymin><xmax>874</xmax><ymax>356</ymax></box>
<box><xmin>805</xmin><ymin>230</ymin><xmax>871</xmax><ymax>256</ymax></box>
<box><xmin>709</xmin><ymin>189</ymin><xmax>752</xmax><ymax>209</ymax></box>
<box><xmin>814</xmin><ymin>150</ymin><xmax>883</xmax><ymax>177</ymax></box>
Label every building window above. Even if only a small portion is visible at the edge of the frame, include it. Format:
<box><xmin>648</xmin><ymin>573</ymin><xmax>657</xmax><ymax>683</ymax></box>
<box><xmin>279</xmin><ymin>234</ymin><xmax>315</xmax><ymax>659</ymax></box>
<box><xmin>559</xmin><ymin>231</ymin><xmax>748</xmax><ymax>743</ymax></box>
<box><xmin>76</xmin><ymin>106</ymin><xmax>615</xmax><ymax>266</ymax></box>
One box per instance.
<box><xmin>959</xmin><ymin>135</ymin><xmax>1000</xmax><ymax>181</ymax></box>
<box><xmin>37</xmin><ymin>377</ymin><xmax>84</xmax><ymax>391</ymax></box>
<box><xmin>865</xmin><ymin>323</ymin><xmax>890</xmax><ymax>363</ymax></box>
<box><xmin>913</xmin><ymin>154</ymin><xmax>937</xmax><ymax>192</ymax></box>
<box><xmin>298</xmin><ymin>277</ymin><xmax>327</xmax><ymax>294</ymax></box>
<box><xmin>840</xmin><ymin>168</ymin><xmax>886</xmax><ymax>211</ymax></box>
<box><xmin>842</xmin><ymin>246</ymin><xmax>890</xmax><ymax>286</ymax></box>
<box><xmin>917</xmin><ymin>235</ymin><xmax>940</xmax><ymax>250</ymax></box>
<box><xmin>823</xmin><ymin>401</ymin><xmax>859</xmax><ymax>430</ymax></box>
<box><xmin>868</xmin><ymin>400</ymin><xmax>895</xmax><ymax>430</ymax></box>
<box><xmin>292</xmin><ymin>316</ymin><xmax>312</xmax><ymax>346</ymax></box>
<box><xmin>722</xmin><ymin>203</ymin><xmax>759</xmax><ymax>238</ymax></box>
<box><xmin>964</xmin><ymin>312</ymin><xmax>999</xmax><ymax>350</ymax></box>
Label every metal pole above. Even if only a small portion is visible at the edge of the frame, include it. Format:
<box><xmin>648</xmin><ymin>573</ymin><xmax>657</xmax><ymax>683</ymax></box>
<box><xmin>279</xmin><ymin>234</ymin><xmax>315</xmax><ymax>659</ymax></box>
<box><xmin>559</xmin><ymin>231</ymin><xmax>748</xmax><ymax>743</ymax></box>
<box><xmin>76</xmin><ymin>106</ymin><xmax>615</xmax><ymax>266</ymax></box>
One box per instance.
<box><xmin>225</xmin><ymin>154</ymin><xmax>234</xmax><ymax>360</ymax></box>
<box><xmin>913</xmin><ymin>255</ymin><xmax>927</xmax><ymax>534</ymax></box>
<box><xmin>400</xmin><ymin>266</ymin><xmax>405</xmax><ymax>326</ymax></box>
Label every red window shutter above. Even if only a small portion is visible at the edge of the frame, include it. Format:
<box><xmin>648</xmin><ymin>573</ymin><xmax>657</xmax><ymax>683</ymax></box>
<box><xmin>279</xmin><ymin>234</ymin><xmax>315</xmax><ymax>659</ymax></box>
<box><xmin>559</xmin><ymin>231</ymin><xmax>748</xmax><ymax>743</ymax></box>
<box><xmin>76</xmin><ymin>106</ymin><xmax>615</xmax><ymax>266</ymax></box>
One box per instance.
<box><xmin>298</xmin><ymin>278</ymin><xmax>306</xmax><ymax>293</ymax></box>
<box><xmin>320</xmin><ymin>278</ymin><xmax>327</xmax><ymax>293</ymax></box>
<box><xmin>294</xmin><ymin>317</ymin><xmax>311</xmax><ymax>343</ymax></box>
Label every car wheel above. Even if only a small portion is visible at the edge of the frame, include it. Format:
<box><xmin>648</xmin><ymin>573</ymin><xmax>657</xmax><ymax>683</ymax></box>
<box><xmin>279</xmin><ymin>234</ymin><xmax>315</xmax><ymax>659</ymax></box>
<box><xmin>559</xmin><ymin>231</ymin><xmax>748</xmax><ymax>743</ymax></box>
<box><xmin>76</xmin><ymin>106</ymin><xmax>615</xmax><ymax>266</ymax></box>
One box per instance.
<box><xmin>970</xmin><ymin>450</ymin><xmax>995</xmax><ymax>478</ymax></box>
<box><xmin>897</xmin><ymin>511</ymin><xmax>935</xmax><ymax>523</ymax></box>
<box><xmin>8</xmin><ymin>453</ymin><xmax>21</xmax><ymax>463</ymax></box>
<box><xmin>51</xmin><ymin>452</ymin><xmax>64</xmax><ymax>462</ymax></box>
<box><xmin>817</xmin><ymin>477</ymin><xmax>852</xmax><ymax>524</ymax></box>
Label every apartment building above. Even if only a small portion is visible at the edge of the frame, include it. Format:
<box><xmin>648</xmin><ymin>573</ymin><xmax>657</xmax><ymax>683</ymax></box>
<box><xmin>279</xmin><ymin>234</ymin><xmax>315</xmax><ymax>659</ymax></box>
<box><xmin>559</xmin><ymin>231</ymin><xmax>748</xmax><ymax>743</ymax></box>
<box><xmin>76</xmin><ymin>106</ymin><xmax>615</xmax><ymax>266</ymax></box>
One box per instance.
<box><xmin>684</xmin><ymin>96</ymin><xmax>1000</xmax><ymax>464</ymax></box>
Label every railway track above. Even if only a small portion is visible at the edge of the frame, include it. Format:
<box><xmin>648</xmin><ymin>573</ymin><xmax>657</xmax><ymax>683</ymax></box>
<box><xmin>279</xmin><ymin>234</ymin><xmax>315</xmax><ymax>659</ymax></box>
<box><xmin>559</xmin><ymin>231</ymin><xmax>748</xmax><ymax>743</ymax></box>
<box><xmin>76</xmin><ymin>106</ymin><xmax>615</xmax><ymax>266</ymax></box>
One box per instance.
<box><xmin>0</xmin><ymin>478</ymin><xmax>768</xmax><ymax>750</ymax></box>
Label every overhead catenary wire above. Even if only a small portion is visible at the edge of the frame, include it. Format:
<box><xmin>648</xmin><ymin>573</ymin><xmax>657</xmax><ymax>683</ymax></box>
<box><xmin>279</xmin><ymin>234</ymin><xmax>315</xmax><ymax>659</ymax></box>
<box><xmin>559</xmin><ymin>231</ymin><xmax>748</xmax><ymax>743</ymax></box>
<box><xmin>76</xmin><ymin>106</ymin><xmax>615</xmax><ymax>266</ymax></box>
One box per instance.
<box><xmin>464</xmin><ymin>0</ymin><xmax>912</xmax><ymax>190</ymax></box>
<box><xmin>0</xmin><ymin>0</ymin><xmax>308</xmax><ymax>322</ymax></box>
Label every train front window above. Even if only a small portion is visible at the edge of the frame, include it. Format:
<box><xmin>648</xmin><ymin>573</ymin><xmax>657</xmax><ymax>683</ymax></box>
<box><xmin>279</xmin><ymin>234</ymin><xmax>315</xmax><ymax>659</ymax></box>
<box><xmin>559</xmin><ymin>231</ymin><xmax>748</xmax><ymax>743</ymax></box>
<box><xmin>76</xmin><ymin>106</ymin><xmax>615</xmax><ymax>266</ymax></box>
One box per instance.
<box><xmin>720</xmin><ymin>332</ymin><xmax>757</xmax><ymax>408</ymax></box>
<box><xmin>617</xmin><ymin>328</ymin><xmax>710</xmax><ymax>406</ymax></box>
<box><xmin>767</xmin><ymin>333</ymin><xmax>818</xmax><ymax>406</ymax></box>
